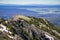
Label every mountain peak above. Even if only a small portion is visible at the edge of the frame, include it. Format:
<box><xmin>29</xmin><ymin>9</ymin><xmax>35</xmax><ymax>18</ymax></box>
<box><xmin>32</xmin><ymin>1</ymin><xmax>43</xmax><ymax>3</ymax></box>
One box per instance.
<box><xmin>11</xmin><ymin>15</ymin><xmax>31</xmax><ymax>21</ymax></box>
<box><xmin>0</xmin><ymin>15</ymin><xmax>60</xmax><ymax>40</ymax></box>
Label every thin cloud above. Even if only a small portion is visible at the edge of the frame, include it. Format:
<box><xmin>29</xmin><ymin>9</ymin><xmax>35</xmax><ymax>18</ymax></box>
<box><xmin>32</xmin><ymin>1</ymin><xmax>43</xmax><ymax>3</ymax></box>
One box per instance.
<box><xmin>0</xmin><ymin>0</ymin><xmax>60</xmax><ymax>5</ymax></box>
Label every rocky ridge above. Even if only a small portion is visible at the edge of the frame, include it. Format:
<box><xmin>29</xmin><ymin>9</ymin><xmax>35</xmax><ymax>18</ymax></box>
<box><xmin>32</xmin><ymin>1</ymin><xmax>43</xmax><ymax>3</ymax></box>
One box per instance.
<box><xmin>0</xmin><ymin>15</ymin><xmax>60</xmax><ymax>40</ymax></box>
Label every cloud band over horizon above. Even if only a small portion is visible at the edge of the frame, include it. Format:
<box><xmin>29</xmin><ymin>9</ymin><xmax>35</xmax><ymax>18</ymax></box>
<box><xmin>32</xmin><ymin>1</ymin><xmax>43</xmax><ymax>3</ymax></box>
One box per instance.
<box><xmin>0</xmin><ymin>0</ymin><xmax>60</xmax><ymax>5</ymax></box>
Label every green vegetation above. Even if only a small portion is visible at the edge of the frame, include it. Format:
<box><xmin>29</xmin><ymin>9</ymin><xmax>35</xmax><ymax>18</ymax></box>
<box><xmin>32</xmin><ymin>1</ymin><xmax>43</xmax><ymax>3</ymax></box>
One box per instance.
<box><xmin>2</xmin><ymin>21</ymin><xmax>16</xmax><ymax>35</ymax></box>
<box><xmin>0</xmin><ymin>31</ymin><xmax>12</xmax><ymax>40</ymax></box>
<box><xmin>52</xmin><ymin>26</ymin><xmax>60</xmax><ymax>33</ymax></box>
<box><xmin>40</xmin><ymin>26</ymin><xmax>60</xmax><ymax>39</ymax></box>
<box><xmin>0</xmin><ymin>16</ymin><xmax>60</xmax><ymax>40</ymax></box>
<box><xmin>37</xmin><ymin>18</ymin><xmax>47</xmax><ymax>25</ymax></box>
<box><xmin>0</xmin><ymin>18</ymin><xmax>15</xmax><ymax>35</ymax></box>
<box><xmin>22</xmin><ymin>17</ymin><xmax>39</xmax><ymax>27</ymax></box>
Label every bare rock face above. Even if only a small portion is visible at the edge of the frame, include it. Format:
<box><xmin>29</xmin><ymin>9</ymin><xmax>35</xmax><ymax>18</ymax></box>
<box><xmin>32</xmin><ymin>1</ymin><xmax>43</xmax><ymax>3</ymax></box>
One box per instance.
<box><xmin>0</xmin><ymin>15</ymin><xmax>60</xmax><ymax>40</ymax></box>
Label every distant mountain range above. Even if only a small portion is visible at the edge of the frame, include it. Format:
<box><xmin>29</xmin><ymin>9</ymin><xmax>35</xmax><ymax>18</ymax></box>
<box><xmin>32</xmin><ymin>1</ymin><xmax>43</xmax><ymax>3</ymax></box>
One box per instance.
<box><xmin>0</xmin><ymin>4</ymin><xmax>60</xmax><ymax>8</ymax></box>
<box><xmin>0</xmin><ymin>5</ymin><xmax>60</xmax><ymax>27</ymax></box>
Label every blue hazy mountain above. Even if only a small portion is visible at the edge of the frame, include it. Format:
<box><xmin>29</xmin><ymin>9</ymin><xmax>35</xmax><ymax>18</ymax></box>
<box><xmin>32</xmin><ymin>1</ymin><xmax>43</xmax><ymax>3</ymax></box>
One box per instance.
<box><xmin>0</xmin><ymin>5</ymin><xmax>60</xmax><ymax>27</ymax></box>
<box><xmin>0</xmin><ymin>4</ymin><xmax>60</xmax><ymax>8</ymax></box>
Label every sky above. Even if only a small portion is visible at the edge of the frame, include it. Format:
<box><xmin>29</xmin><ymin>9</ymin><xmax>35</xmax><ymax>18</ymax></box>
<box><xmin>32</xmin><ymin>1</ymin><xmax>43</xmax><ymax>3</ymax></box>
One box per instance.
<box><xmin>0</xmin><ymin>0</ymin><xmax>60</xmax><ymax>5</ymax></box>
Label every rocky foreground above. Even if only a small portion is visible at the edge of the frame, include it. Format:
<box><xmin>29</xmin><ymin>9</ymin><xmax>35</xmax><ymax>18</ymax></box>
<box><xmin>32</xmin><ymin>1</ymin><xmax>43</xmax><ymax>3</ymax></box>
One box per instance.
<box><xmin>0</xmin><ymin>15</ymin><xmax>60</xmax><ymax>40</ymax></box>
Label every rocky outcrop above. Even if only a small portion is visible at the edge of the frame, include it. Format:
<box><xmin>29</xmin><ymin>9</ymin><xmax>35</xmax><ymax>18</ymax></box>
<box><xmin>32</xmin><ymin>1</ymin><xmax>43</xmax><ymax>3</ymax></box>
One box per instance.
<box><xmin>0</xmin><ymin>15</ymin><xmax>60</xmax><ymax>40</ymax></box>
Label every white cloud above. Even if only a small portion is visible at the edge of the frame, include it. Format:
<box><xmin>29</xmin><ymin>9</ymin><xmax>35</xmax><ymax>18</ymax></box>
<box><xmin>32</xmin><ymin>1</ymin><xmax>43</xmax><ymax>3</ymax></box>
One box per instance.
<box><xmin>0</xmin><ymin>0</ymin><xmax>60</xmax><ymax>5</ymax></box>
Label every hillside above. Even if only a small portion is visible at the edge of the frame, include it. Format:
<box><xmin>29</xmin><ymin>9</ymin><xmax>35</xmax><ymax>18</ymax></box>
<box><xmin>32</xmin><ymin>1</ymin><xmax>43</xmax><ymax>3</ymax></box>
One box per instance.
<box><xmin>0</xmin><ymin>15</ymin><xmax>60</xmax><ymax>40</ymax></box>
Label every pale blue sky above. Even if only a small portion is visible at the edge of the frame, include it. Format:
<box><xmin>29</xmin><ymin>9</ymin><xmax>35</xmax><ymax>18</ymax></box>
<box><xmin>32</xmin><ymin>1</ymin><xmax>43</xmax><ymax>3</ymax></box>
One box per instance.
<box><xmin>0</xmin><ymin>0</ymin><xmax>60</xmax><ymax>5</ymax></box>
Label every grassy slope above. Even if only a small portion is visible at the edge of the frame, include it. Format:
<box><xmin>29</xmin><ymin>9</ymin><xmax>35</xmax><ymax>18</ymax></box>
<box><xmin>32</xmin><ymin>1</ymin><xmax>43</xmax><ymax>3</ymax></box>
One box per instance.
<box><xmin>0</xmin><ymin>16</ymin><xmax>60</xmax><ymax>40</ymax></box>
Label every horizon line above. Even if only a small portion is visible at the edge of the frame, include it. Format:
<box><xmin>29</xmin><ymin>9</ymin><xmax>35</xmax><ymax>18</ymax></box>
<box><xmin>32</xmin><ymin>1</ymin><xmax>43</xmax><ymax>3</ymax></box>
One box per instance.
<box><xmin>0</xmin><ymin>3</ymin><xmax>60</xmax><ymax>5</ymax></box>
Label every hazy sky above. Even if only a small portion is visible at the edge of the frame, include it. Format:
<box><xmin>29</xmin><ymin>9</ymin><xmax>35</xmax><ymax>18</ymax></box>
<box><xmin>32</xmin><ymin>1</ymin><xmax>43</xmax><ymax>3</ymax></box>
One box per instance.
<box><xmin>0</xmin><ymin>0</ymin><xmax>60</xmax><ymax>5</ymax></box>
